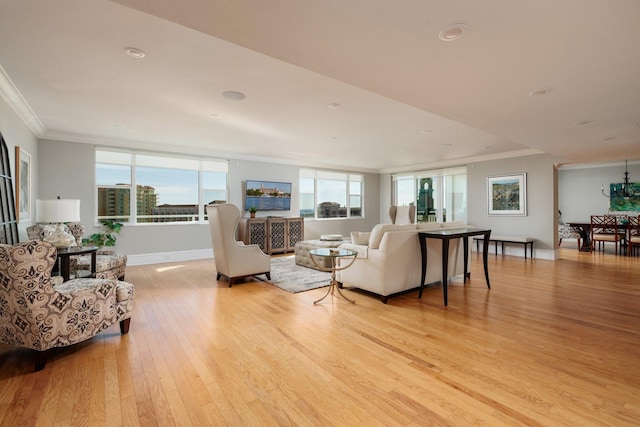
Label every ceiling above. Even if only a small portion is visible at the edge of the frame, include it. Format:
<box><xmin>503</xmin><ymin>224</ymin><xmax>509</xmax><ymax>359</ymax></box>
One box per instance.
<box><xmin>1</xmin><ymin>0</ymin><xmax>639</xmax><ymax>173</ymax></box>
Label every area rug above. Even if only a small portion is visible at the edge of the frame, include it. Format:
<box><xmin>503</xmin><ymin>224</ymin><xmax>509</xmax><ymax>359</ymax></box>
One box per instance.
<box><xmin>266</xmin><ymin>256</ymin><xmax>330</xmax><ymax>293</ymax></box>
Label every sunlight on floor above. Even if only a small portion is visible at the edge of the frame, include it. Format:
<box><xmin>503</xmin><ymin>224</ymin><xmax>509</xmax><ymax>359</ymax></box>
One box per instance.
<box><xmin>156</xmin><ymin>265</ymin><xmax>186</xmax><ymax>273</ymax></box>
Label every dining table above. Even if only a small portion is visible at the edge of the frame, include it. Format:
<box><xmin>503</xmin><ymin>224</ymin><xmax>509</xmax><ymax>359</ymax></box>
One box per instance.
<box><xmin>566</xmin><ymin>222</ymin><xmax>593</xmax><ymax>252</ymax></box>
<box><xmin>567</xmin><ymin>220</ymin><xmax>630</xmax><ymax>253</ymax></box>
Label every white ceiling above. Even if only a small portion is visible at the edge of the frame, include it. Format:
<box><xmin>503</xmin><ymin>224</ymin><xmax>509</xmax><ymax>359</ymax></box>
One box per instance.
<box><xmin>1</xmin><ymin>0</ymin><xmax>639</xmax><ymax>173</ymax></box>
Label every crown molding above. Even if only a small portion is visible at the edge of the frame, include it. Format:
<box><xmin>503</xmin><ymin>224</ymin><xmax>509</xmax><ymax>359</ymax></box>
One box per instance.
<box><xmin>558</xmin><ymin>159</ymin><xmax>640</xmax><ymax>170</ymax></box>
<box><xmin>379</xmin><ymin>148</ymin><xmax>545</xmax><ymax>174</ymax></box>
<box><xmin>0</xmin><ymin>65</ymin><xmax>46</xmax><ymax>136</ymax></box>
<box><xmin>42</xmin><ymin>129</ymin><xmax>545</xmax><ymax>175</ymax></box>
<box><xmin>40</xmin><ymin>130</ymin><xmax>382</xmax><ymax>174</ymax></box>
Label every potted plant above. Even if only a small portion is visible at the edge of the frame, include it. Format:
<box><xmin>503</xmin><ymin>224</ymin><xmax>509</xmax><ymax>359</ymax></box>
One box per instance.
<box><xmin>83</xmin><ymin>221</ymin><xmax>123</xmax><ymax>249</ymax></box>
<box><xmin>249</xmin><ymin>207</ymin><xmax>258</xmax><ymax>218</ymax></box>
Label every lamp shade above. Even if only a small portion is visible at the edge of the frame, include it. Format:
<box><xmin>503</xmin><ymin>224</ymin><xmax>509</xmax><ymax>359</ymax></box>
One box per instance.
<box><xmin>36</xmin><ymin>199</ymin><xmax>81</xmax><ymax>223</ymax></box>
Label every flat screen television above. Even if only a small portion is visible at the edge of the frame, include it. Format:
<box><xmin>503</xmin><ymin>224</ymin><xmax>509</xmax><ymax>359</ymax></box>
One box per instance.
<box><xmin>245</xmin><ymin>180</ymin><xmax>292</xmax><ymax>211</ymax></box>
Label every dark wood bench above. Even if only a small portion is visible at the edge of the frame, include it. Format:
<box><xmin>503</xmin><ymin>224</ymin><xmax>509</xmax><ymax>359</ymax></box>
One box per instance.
<box><xmin>473</xmin><ymin>235</ymin><xmax>534</xmax><ymax>259</ymax></box>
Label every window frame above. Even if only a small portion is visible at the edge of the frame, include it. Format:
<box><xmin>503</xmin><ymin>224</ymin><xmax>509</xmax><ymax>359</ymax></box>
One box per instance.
<box><xmin>392</xmin><ymin>166</ymin><xmax>467</xmax><ymax>224</ymax></box>
<box><xmin>299</xmin><ymin>168</ymin><xmax>364</xmax><ymax>220</ymax></box>
<box><xmin>95</xmin><ymin>148</ymin><xmax>228</xmax><ymax>225</ymax></box>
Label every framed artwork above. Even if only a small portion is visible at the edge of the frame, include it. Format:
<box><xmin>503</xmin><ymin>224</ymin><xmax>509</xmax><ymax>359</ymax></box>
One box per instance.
<box><xmin>487</xmin><ymin>173</ymin><xmax>527</xmax><ymax>216</ymax></box>
<box><xmin>15</xmin><ymin>147</ymin><xmax>31</xmax><ymax>222</ymax></box>
<box><xmin>607</xmin><ymin>183</ymin><xmax>640</xmax><ymax>212</ymax></box>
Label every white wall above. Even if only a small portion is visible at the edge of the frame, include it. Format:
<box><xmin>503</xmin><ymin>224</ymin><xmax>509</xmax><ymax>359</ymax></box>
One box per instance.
<box><xmin>558</xmin><ymin>162</ymin><xmax>640</xmax><ymax>222</ymax></box>
<box><xmin>468</xmin><ymin>154</ymin><xmax>561</xmax><ymax>257</ymax></box>
<box><xmin>378</xmin><ymin>153</ymin><xmax>564</xmax><ymax>259</ymax></box>
<box><xmin>37</xmin><ymin>139</ymin><xmax>380</xmax><ymax>264</ymax></box>
<box><xmin>0</xmin><ymin>96</ymin><xmax>38</xmax><ymax>241</ymax></box>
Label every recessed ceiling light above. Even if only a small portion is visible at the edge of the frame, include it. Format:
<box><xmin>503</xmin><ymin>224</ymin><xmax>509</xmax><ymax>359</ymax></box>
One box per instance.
<box><xmin>222</xmin><ymin>91</ymin><xmax>246</xmax><ymax>101</ymax></box>
<box><xmin>421</xmin><ymin>129</ymin><xmax>432</xmax><ymax>134</ymax></box>
<box><xmin>125</xmin><ymin>47</ymin><xmax>145</xmax><ymax>59</ymax></box>
<box><xmin>529</xmin><ymin>88</ymin><xmax>552</xmax><ymax>96</ymax></box>
<box><xmin>438</xmin><ymin>24</ymin><xmax>467</xmax><ymax>41</ymax></box>
<box><xmin>328</xmin><ymin>103</ymin><xmax>341</xmax><ymax>109</ymax></box>
<box><xmin>575</xmin><ymin>120</ymin><xmax>594</xmax><ymax>126</ymax></box>
<box><xmin>439</xmin><ymin>143</ymin><xmax>452</xmax><ymax>148</ymax></box>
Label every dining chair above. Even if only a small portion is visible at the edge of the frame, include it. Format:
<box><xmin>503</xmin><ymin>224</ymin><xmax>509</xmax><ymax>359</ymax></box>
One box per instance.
<box><xmin>558</xmin><ymin>210</ymin><xmax>581</xmax><ymax>249</ymax></box>
<box><xmin>590</xmin><ymin>214</ymin><xmax>624</xmax><ymax>255</ymax></box>
<box><xmin>628</xmin><ymin>215</ymin><xmax>640</xmax><ymax>257</ymax></box>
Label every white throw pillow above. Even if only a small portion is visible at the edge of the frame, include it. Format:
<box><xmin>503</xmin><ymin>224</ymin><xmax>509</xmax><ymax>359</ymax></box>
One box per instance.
<box><xmin>350</xmin><ymin>231</ymin><xmax>371</xmax><ymax>245</ymax></box>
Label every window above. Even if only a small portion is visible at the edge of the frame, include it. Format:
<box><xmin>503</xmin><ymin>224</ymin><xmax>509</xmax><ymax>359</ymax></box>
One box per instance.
<box><xmin>392</xmin><ymin>167</ymin><xmax>467</xmax><ymax>224</ymax></box>
<box><xmin>95</xmin><ymin>149</ymin><xmax>228</xmax><ymax>224</ymax></box>
<box><xmin>300</xmin><ymin>169</ymin><xmax>363</xmax><ymax>219</ymax></box>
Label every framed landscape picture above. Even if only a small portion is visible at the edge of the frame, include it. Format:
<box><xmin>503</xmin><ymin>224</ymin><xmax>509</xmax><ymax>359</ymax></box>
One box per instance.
<box><xmin>15</xmin><ymin>147</ymin><xmax>31</xmax><ymax>222</ymax></box>
<box><xmin>487</xmin><ymin>173</ymin><xmax>527</xmax><ymax>216</ymax></box>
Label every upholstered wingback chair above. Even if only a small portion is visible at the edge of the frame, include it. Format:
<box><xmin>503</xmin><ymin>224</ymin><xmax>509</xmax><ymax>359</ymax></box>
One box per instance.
<box><xmin>388</xmin><ymin>205</ymin><xmax>416</xmax><ymax>224</ymax></box>
<box><xmin>0</xmin><ymin>240</ymin><xmax>135</xmax><ymax>371</ymax></box>
<box><xmin>27</xmin><ymin>223</ymin><xmax>127</xmax><ymax>280</ymax></box>
<box><xmin>206</xmin><ymin>204</ymin><xmax>270</xmax><ymax>285</ymax></box>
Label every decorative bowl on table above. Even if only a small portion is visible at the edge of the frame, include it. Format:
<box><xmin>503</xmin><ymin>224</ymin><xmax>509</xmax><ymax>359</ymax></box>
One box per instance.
<box><xmin>320</xmin><ymin>234</ymin><xmax>343</xmax><ymax>241</ymax></box>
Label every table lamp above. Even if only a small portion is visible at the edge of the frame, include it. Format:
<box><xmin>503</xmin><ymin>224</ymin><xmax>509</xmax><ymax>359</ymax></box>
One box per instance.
<box><xmin>36</xmin><ymin>198</ymin><xmax>81</xmax><ymax>248</ymax></box>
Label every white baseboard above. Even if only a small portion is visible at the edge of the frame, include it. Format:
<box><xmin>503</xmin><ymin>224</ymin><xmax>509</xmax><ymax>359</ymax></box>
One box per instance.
<box><xmin>472</xmin><ymin>246</ymin><xmax>556</xmax><ymax>260</ymax></box>
<box><xmin>127</xmin><ymin>249</ymin><xmax>212</xmax><ymax>266</ymax></box>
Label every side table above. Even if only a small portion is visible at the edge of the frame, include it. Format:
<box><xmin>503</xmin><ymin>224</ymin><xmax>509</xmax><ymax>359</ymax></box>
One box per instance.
<box><xmin>55</xmin><ymin>246</ymin><xmax>99</xmax><ymax>282</ymax></box>
<box><xmin>418</xmin><ymin>228</ymin><xmax>491</xmax><ymax>306</ymax></box>
<box><xmin>309</xmin><ymin>248</ymin><xmax>358</xmax><ymax>304</ymax></box>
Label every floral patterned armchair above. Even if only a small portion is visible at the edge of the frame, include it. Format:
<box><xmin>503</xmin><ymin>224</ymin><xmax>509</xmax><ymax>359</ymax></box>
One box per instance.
<box><xmin>27</xmin><ymin>223</ymin><xmax>127</xmax><ymax>280</ymax></box>
<box><xmin>0</xmin><ymin>240</ymin><xmax>135</xmax><ymax>371</ymax></box>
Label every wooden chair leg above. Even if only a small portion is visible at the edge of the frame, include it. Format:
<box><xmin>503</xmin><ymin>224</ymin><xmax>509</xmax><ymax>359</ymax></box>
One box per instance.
<box><xmin>120</xmin><ymin>318</ymin><xmax>131</xmax><ymax>334</ymax></box>
<box><xmin>34</xmin><ymin>348</ymin><xmax>54</xmax><ymax>372</ymax></box>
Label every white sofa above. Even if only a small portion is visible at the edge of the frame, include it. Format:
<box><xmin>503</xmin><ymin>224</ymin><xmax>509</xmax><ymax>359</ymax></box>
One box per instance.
<box><xmin>337</xmin><ymin>221</ymin><xmax>471</xmax><ymax>303</ymax></box>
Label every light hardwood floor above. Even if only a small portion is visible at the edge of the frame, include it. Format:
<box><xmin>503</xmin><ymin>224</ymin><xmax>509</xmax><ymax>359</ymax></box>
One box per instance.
<box><xmin>1</xmin><ymin>247</ymin><xmax>639</xmax><ymax>426</ymax></box>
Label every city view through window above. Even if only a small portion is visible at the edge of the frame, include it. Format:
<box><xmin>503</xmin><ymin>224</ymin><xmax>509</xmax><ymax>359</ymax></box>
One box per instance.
<box><xmin>96</xmin><ymin>151</ymin><xmax>227</xmax><ymax>223</ymax></box>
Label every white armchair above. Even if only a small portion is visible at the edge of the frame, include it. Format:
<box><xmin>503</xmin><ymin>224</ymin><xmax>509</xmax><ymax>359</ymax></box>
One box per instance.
<box><xmin>206</xmin><ymin>204</ymin><xmax>271</xmax><ymax>285</ymax></box>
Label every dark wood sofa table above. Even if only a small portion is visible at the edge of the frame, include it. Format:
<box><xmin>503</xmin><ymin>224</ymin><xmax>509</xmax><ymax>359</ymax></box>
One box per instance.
<box><xmin>418</xmin><ymin>228</ymin><xmax>491</xmax><ymax>306</ymax></box>
<box><xmin>55</xmin><ymin>246</ymin><xmax>98</xmax><ymax>281</ymax></box>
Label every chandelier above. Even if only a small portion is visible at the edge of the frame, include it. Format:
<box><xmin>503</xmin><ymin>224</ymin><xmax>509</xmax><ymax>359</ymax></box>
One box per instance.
<box><xmin>601</xmin><ymin>160</ymin><xmax>639</xmax><ymax>199</ymax></box>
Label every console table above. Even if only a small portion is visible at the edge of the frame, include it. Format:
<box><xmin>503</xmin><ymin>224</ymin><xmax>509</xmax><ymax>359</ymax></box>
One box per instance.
<box><xmin>418</xmin><ymin>228</ymin><xmax>491</xmax><ymax>306</ymax></box>
<box><xmin>55</xmin><ymin>246</ymin><xmax>98</xmax><ymax>281</ymax></box>
<box><xmin>239</xmin><ymin>217</ymin><xmax>304</xmax><ymax>254</ymax></box>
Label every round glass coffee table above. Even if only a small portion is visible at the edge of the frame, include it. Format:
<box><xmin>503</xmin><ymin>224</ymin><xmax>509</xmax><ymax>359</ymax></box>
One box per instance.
<box><xmin>309</xmin><ymin>248</ymin><xmax>358</xmax><ymax>304</ymax></box>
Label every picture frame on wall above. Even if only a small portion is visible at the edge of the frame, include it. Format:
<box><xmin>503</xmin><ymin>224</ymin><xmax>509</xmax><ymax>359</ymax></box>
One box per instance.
<box><xmin>487</xmin><ymin>173</ymin><xmax>527</xmax><ymax>216</ymax></box>
<box><xmin>15</xmin><ymin>147</ymin><xmax>31</xmax><ymax>222</ymax></box>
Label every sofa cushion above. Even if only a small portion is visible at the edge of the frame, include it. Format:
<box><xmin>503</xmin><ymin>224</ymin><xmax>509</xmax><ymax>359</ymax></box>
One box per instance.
<box><xmin>369</xmin><ymin>223</ymin><xmax>416</xmax><ymax>249</ymax></box>
<box><xmin>416</xmin><ymin>222</ymin><xmax>442</xmax><ymax>230</ymax></box>
<box><xmin>338</xmin><ymin>242</ymin><xmax>369</xmax><ymax>259</ymax></box>
<box><xmin>350</xmin><ymin>231</ymin><xmax>371</xmax><ymax>245</ymax></box>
